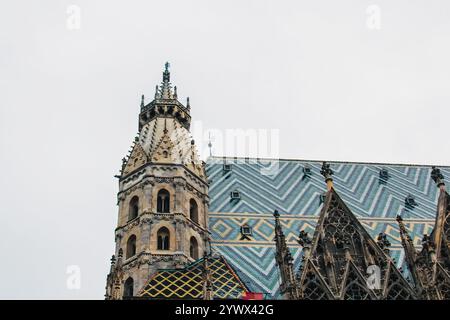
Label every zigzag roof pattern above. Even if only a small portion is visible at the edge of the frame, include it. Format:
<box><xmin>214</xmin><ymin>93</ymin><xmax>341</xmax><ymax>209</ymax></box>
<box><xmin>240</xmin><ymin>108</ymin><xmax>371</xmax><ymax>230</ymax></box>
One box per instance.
<box><xmin>205</xmin><ymin>157</ymin><xmax>450</xmax><ymax>298</ymax></box>
<box><xmin>139</xmin><ymin>255</ymin><xmax>248</xmax><ymax>299</ymax></box>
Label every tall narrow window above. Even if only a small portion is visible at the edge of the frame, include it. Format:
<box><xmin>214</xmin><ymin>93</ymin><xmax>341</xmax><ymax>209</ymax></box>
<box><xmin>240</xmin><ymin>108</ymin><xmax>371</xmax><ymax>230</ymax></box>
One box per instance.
<box><xmin>128</xmin><ymin>196</ymin><xmax>139</xmax><ymax>221</ymax></box>
<box><xmin>189</xmin><ymin>237</ymin><xmax>199</xmax><ymax>260</ymax></box>
<box><xmin>124</xmin><ymin>277</ymin><xmax>134</xmax><ymax>297</ymax></box>
<box><xmin>126</xmin><ymin>235</ymin><xmax>136</xmax><ymax>259</ymax></box>
<box><xmin>157</xmin><ymin>227</ymin><xmax>170</xmax><ymax>250</ymax></box>
<box><xmin>157</xmin><ymin>189</ymin><xmax>170</xmax><ymax>213</ymax></box>
<box><xmin>190</xmin><ymin>199</ymin><xmax>199</xmax><ymax>224</ymax></box>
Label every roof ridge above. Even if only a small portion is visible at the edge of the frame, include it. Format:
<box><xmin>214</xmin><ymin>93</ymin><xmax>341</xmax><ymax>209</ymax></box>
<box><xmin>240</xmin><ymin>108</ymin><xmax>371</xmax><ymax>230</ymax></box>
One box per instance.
<box><xmin>207</xmin><ymin>155</ymin><xmax>450</xmax><ymax>168</ymax></box>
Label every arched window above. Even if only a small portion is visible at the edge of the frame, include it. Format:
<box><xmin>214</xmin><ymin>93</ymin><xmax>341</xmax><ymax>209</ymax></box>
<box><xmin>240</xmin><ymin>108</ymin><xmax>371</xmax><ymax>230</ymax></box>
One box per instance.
<box><xmin>189</xmin><ymin>237</ymin><xmax>199</xmax><ymax>260</ymax></box>
<box><xmin>128</xmin><ymin>196</ymin><xmax>139</xmax><ymax>221</ymax></box>
<box><xmin>126</xmin><ymin>235</ymin><xmax>136</xmax><ymax>259</ymax></box>
<box><xmin>157</xmin><ymin>189</ymin><xmax>170</xmax><ymax>213</ymax></box>
<box><xmin>124</xmin><ymin>277</ymin><xmax>134</xmax><ymax>297</ymax></box>
<box><xmin>157</xmin><ymin>227</ymin><xmax>170</xmax><ymax>250</ymax></box>
<box><xmin>189</xmin><ymin>199</ymin><xmax>199</xmax><ymax>224</ymax></box>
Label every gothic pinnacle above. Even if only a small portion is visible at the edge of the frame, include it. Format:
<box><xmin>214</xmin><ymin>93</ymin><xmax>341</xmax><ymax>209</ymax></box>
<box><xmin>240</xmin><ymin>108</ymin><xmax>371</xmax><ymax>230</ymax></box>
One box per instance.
<box><xmin>163</xmin><ymin>61</ymin><xmax>170</xmax><ymax>82</ymax></box>
<box><xmin>160</xmin><ymin>62</ymin><xmax>172</xmax><ymax>99</ymax></box>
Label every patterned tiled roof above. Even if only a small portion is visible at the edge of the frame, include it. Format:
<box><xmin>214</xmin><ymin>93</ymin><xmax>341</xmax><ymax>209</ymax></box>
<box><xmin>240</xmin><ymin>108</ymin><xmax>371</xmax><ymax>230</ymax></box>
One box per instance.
<box><xmin>139</xmin><ymin>255</ymin><xmax>248</xmax><ymax>299</ymax></box>
<box><xmin>205</xmin><ymin>157</ymin><xmax>450</xmax><ymax>298</ymax></box>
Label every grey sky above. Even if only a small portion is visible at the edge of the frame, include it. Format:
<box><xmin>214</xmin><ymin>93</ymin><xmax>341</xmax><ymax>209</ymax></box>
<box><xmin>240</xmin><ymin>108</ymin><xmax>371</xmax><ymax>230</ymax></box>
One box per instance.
<box><xmin>1</xmin><ymin>0</ymin><xmax>449</xmax><ymax>299</ymax></box>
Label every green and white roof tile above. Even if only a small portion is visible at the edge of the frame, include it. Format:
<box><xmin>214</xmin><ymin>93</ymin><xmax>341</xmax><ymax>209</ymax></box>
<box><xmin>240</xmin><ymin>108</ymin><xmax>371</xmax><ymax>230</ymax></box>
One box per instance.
<box><xmin>205</xmin><ymin>157</ymin><xmax>450</xmax><ymax>298</ymax></box>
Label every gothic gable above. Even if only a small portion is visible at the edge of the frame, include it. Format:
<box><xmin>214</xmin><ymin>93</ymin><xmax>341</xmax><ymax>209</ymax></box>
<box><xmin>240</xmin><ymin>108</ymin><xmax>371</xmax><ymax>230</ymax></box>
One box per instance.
<box><xmin>382</xmin><ymin>262</ymin><xmax>417</xmax><ymax>300</ymax></box>
<box><xmin>122</xmin><ymin>142</ymin><xmax>148</xmax><ymax>175</ymax></box>
<box><xmin>298</xmin><ymin>260</ymin><xmax>333</xmax><ymax>300</ymax></box>
<box><xmin>150</xmin><ymin>132</ymin><xmax>175</xmax><ymax>163</ymax></box>
<box><xmin>298</xmin><ymin>187</ymin><xmax>416</xmax><ymax>300</ymax></box>
<box><xmin>339</xmin><ymin>261</ymin><xmax>377</xmax><ymax>300</ymax></box>
<box><xmin>435</xmin><ymin>262</ymin><xmax>450</xmax><ymax>299</ymax></box>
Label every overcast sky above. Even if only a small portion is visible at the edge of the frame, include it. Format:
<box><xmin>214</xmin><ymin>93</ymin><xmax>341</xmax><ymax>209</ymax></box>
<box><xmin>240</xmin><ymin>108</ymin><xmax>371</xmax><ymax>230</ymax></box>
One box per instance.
<box><xmin>1</xmin><ymin>0</ymin><xmax>450</xmax><ymax>299</ymax></box>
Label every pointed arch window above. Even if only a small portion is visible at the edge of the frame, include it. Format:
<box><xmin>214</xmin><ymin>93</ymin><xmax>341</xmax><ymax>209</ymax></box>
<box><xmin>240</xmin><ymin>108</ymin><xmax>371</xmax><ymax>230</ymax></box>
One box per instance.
<box><xmin>126</xmin><ymin>235</ymin><xmax>137</xmax><ymax>259</ymax></box>
<box><xmin>157</xmin><ymin>189</ymin><xmax>170</xmax><ymax>213</ymax></box>
<box><xmin>124</xmin><ymin>277</ymin><xmax>134</xmax><ymax>298</ymax></box>
<box><xmin>190</xmin><ymin>199</ymin><xmax>199</xmax><ymax>224</ymax></box>
<box><xmin>157</xmin><ymin>227</ymin><xmax>170</xmax><ymax>250</ymax></box>
<box><xmin>189</xmin><ymin>237</ymin><xmax>199</xmax><ymax>260</ymax></box>
<box><xmin>128</xmin><ymin>196</ymin><xmax>139</xmax><ymax>221</ymax></box>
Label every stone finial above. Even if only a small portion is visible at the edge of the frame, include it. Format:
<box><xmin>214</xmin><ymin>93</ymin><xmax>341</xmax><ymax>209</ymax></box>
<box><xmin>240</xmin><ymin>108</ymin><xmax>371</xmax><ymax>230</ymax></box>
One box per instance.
<box><xmin>163</xmin><ymin>62</ymin><xmax>170</xmax><ymax>82</ymax></box>
<box><xmin>297</xmin><ymin>230</ymin><xmax>311</xmax><ymax>247</ymax></box>
<box><xmin>273</xmin><ymin>209</ymin><xmax>280</xmax><ymax>218</ymax></box>
<box><xmin>421</xmin><ymin>234</ymin><xmax>436</xmax><ymax>256</ymax></box>
<box><xmin>431</xmin><ymin>166</ymin><xmax>445</xmax><ymax>189</ymax></box>
<box><xmin>320</xmin><ymin>162</ymin><xmax>334</xmax><ymax>190</ymax></box>
<box><xmin>376</xmin><ymin>232</ymin><xmax>391</xmax><ymax>253</ymax></box>
<box><xmin>121</xmin><ymin>157</ymin><xmax>127</xmax><ymax>171</ymax></box>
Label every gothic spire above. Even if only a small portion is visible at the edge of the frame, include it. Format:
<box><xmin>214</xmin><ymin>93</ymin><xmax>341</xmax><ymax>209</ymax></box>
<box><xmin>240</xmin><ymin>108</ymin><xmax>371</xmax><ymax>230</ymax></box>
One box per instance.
<box><xmin>159</xmin><ymin>61</ymin><xmax>173</xmax><ymax>99</ymax></box>
<box><xmin>295</xmin><ymin>187</ymin><xmax>417</xmax><ymax>300</ymax></box>
<box><xmin>138</xmin><ymin>62</ymin><xmax>192</xmax><ymax>131</ymax></box>
<box><xmin>273</xmin><ymin>210</ymin><xmax>299</xmax><ymax>299</ymax></box>
<box><xmin>396</xmin><ymin>215</ymin><xmax>421</xmax><ymax>289</ymax></box>
<box><xmin>430</xmin><ymin>167</ymin><xmax>449</xmax><ymax>261</ymax></box>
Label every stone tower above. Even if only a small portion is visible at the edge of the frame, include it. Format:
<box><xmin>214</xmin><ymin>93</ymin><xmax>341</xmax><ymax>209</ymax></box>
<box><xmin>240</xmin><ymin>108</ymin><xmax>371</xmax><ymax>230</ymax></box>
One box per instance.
<box><xmin>105</xmin><ymin>63</ymin><xmax>210</xmax><ymax>299</ymax></box>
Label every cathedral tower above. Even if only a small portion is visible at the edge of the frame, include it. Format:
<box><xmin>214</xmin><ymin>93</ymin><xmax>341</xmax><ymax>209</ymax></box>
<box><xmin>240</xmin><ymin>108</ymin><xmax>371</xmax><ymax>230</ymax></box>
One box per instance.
<box><xmin>105</xmin><ymin>63</ymin><xmax>210</xmax><ymax>299</ymax></box>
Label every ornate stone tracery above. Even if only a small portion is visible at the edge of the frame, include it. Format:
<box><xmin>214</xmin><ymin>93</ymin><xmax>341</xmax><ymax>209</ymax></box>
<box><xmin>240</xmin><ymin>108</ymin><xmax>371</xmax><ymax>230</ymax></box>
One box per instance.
<box><xmin>395</xmin><ymin>167</ymin><xmax>450</xmax><ymax>300</ymax></box>
<box><xmin>275</xmin><ymin>163</ymin><xmax>423</xmax><ymax>300</ymax></box>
